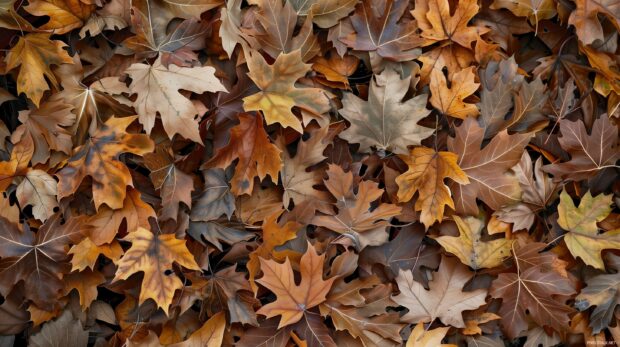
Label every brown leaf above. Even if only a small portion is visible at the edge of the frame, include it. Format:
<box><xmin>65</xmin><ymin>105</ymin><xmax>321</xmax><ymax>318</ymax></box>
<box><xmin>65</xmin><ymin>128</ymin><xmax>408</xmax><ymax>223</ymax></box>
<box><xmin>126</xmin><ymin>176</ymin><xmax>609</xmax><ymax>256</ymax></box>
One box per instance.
<box><xmin>257</xmin><ymin>242</ymin><xmax>336</xmax><ymax>328</ymax></box>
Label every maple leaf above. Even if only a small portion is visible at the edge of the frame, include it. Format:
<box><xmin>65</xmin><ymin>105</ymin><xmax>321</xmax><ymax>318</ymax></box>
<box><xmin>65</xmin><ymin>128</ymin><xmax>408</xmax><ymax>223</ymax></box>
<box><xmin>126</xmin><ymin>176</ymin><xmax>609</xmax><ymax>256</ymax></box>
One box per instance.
<box><xmin>412</xmin><ymin>0</ymin><xmax>487</xmax><ymax>48</ymax></box>
<box><xmin>557</xmin><ymin>189</ymin><xmax>619</xmax><ymax>270</ymax></box>
<box><xmin>15</xmin><ymin>169</ymin><xmax>58</xmax><ymax>222</ymax></box>
<box><xmin>489</xmin><ymin>242</ymin><xmax>576</xmax><ymax>339</ymax></box>
<box><xmin>478</xmin><ymin>58</ymin><xmax>549</xmax><ymax>138</ymax></box>
<box><xmin>496</xmin><ymin>152</ymin><xmax>559</xmax><ymax>231</ymax></box>
<box><xmin>359</xmin><ymin>224</ymin><xmax>441</xmax><ymax>283</ymax></box>
<box><xmin>241</xmin><ymin>0</ymin><xmax>319</xmax><ymax>61</ymax></box>
<box><xmin>0</xmin><ymin>0</ymin><xmax>33</xmax><ymax>30</ymax></box>
<box><xmin>122</xmin><ymin>56</ymin><xmax>226</xmax><ymax>143</ymax></box>
<box><xmin>490</xmin><ymin>0</ymin><xmax>556</xmax><ymax>26</ymax></box>
<box><xmin>68</xmin><ymin>238</ymin><xmax>123</xmax><ymax>272</ymax></box>
<box><xmin>396</xmin><ymin>147</ymin><xmax>470</xmax><ymax>229</ymax></box>
<box><xmin>543</xmin><ymin>116</ymin><xmax>619</xmax><ymax>181</ymax></box>
<box><xmin>25</xmin><ymin>0</ymin><xmax>95</xmax><ymax>34</ymax></box>
<box><xmin>247</xmin><ymin>210</ymin><xmax>300</xmax><ymax>293</ymax></box>
<box><xmin>312</xmin><ymin>165</ymin><xmax>402</xmax><ymax>249</ymax></box>
<box><xmin>243</xmin><ymin>49</ymin><xmax>330</xmax><ymax>133</ymax></box>
<box><xmin>29</xmin><ymin>310</ymin><xmax>88</xmax><ymax>347</ymax></box>
<box><xmin>568</xmin><ymin>0</ymin><xmax>620</xmax><ymax>45</ymax></box>
<box><xmin>430</xmin><ymin>67</ymin><xmax>480</xmax><ymax>119</ymax></box>
<box><xmin>54</xmin><ymin>56</ymin><xmax>133</xmax><ymax>146</ymax></box>
<box><xmin>4</xmin><ymin>33</ymin><xmax>74</xmax><ymax>107</ymax></box>
<box><xmin>11</xmin><ymin>99</ymin><xmax>75</xmax><ymax>165</ymax></box>
<box><xmin>435</xmin><ymin>215</ymin><xmax>512</xmax><ymax>269</ymax></box>
<box><xmin>406</xmin><ymin>323</ymin><xmax>456</xmax><ymax>347</ymax></box>
<box><xmin>112</xmin><ymin>227</ymin><xmax>201</xmax><ymax>315</ymax></box>
<box><xmin>321</xmin><ymin>283</ymin><xmax>404</xmax><ymax>346</ymax></box>
<box><xmin>168</xmin><ymin>312</ymin><xmax>226</xmax><ymax>347</ymax></box>
<box><xmin>339</xmin><ymin>68</ymin><xmax>433</xmax><ymax>155</ymax></box>
<box><xmin>575</xmin><ymin>255</ymin><xmax>620</xmax><ymax>333</ymax></box>
<box><xmin>204</xmin><ymin>113</ymin><xmax>282</xmax><ymax>196</ymax></box>
<box><xmin>279</xmin><ymin>125</ymin><xmax>339</xmax><ymax>211</ymax></box>
<box><xmin>144</xmin><ymin>145</ymin><xmax>194</xmax><ymax>221</ymax></box>
<box><xmin>202</xmin><ymin>265</ymin><xmax>258</xmax><ymax>325</ymax></box>
<box><xmin>120</xmin><ymin>0</ymin><xmax>219</xmax><ymax>62</ymax></box>
<box><xmin>340</xmin><ymin>0</ymin><xmax>422</xmax><ymax>61</ymax></box>
<box><xmin>393</xmin><ymin>256</ymin><xmax>487</xmax><ymax>328</ymax></box>
<box><xmin>447</xmin><ymin>117</ymin><xmax>531</xmax><ymax>215</ymax></box>
<box><xmin>56</xmin><ymin>116</ymin><xmax>154</xmax><ymax>210</ymax></box>
<box><xmin>63</xmin><ymin>269</ymin><xmax>106</xmax><ymax>310</ymax></box>
<box><xmin>84</xmin><ymin>188</ymin><xmax>155</xmax><ymax>246</ymax></box>
<box><xmin>0</xmin><ymin>215</ymin><xmax>85</xmax><ymax>310</ymax></box>
<box><xmin>257</xmin><ymin>242</ymin><xmax>336</xmax><ymax>328</ymax></box>
<box><xmin>289</xmin><ymin>0</ymin><xmax>356</xmax><ymax>28</ymax></box>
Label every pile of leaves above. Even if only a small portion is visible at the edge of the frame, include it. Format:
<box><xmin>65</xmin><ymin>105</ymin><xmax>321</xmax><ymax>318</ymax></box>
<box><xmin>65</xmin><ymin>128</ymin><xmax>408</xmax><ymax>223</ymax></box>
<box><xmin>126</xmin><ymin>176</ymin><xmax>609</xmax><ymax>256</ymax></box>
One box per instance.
<box><xmin>0</xmin><ymin>0</ymin><xmax>619</xmax><ymax>345</ymax></box>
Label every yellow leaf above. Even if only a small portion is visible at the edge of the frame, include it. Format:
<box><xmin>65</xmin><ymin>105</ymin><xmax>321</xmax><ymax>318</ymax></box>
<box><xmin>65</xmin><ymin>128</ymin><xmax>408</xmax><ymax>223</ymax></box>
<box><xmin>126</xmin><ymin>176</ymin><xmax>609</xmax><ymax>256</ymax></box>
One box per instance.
<box><xmin>406</xmin><ymin>323</ymin><xmax>456</xmax><ymax>347</ymax></box>
<box><xmin>112</xmin><ymin>228</ymin><xmax>201</xmax><ymax>315</ymax></box>
<box><xmin>244</xmin><ymin>50</ymin><xmax>330</xmax><ymax>133</ymax></box>
<box><xmin>558</xmin><ymin>189</ymin><xmax>618</xmax><ymax>269</ymax></box>
<box><xmin>169</xmin><ymin>312</ymin><xmax>226</xmax><ymax>347</ymax></box>
<box><xmin>396</xmin><ymin>147</ymin><xmax>469</xmax><ymax>229</ymax></box>
<box><xmin>435</xmin><ymin>215</ymin><xmax>512</xmax><ymax>269</ymax></box>
<box><xmin>430</xmin><ymin>67</ymin><xmax>480</xmax><ymax>119</ymax></box>
<box><xmin>5</xmin><ymin>33</ymin><xmax>73</xmax><ymax>106</ymax></box>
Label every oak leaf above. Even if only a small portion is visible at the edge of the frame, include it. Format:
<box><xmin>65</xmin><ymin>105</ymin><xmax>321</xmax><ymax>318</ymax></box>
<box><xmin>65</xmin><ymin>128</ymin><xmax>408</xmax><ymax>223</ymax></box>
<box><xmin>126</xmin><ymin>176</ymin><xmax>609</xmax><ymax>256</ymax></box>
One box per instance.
<box><xmin>339</xmin><ymin>69</ymin><xmax>433</xmax><ymax>155</ymax></box>
<box><xmin>558</xmin><ymin>189</ymin><xmax>619</xmax><ymax>270</ymax></box>
<box><xmin>56</xmin><ymin>116</ymin><xmax>154</xmax><ymax>210</ymax></box>
<box><xmin>396</xmin><ymin>147</ymin><xmax>469</xmax><ymax>228</ymax></box>
<box><xmin>430</xmin><ymin>67</ymin><xmax>480</xmax><ymax>119</ymax></box>
<box><xmin>243</xmin><ymin>50</ymin><xmax>330</xmax><ymax>133</ymax></box>
<box><xmin>4</xmin><ymin>33</ymin><xmax>73</xmax><ymax>107</ymax></box>
<box><xmin>257</xmin><ymin>242</ymin><xmax>336</xmax><ymax>328</ymax></box>
<box><xmin>435</xmin><ymin>215</ymin><xmax>512</xmax><ymax>269</ymax></box>
<box><xmin>123</xmin><ymin>56</ymin><xmax>226</xmax><ymax>143</ymax></box>
<box><xmin>393</xmin><ymin>256</ymin><xmax>487</xmax><ymax>328</ymax></box>
<box><xmin>112</xmin><ymin>227</ymin><xmax>201</xmax><ymax>315</ymax></box>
